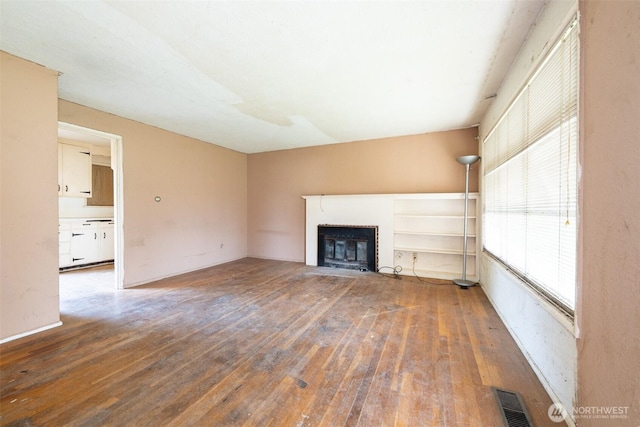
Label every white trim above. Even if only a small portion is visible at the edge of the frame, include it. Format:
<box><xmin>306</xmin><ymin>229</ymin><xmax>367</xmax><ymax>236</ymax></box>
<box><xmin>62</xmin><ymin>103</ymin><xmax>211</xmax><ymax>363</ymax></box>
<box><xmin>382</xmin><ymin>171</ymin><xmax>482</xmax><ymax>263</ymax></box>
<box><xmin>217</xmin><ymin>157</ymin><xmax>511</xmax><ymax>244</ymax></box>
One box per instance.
<box><xmin>58</xmin><ymin>122</ymin><xmax>124</xmax><ymax>290</ymax></box>
<box><xmin>0</xmin><ymin>322</ymin><xmax>63</xmax><ymax>344</ymax></box>
<box><xmin>122</xmin><ymin>256</ymin><xmax>246</xmax><ymax>289</ymax></box>
<box><xmin>111</xmin><ymin>134</ymin><xmax>124</xmax><ymax>290</ymax></box>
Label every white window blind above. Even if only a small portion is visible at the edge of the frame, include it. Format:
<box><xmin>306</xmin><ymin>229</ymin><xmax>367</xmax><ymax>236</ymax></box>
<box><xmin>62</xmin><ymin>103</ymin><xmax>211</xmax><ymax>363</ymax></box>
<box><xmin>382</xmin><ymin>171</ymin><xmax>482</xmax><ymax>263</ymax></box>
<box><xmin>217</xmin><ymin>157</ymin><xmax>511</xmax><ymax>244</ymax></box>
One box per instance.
<box><xmin>483</xmin><ymin>19</ymin><xmax>578</xmax><ymax>315</ymax></box>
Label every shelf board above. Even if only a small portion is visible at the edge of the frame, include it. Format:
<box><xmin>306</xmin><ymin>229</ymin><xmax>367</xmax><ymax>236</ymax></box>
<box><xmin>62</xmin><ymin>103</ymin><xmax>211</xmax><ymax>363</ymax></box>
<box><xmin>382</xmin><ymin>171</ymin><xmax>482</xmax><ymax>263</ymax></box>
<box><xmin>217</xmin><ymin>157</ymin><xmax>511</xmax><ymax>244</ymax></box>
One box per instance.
<box><xmin>393</xmin><ymin>192</ymin><xmax>479</xmax><ymax>200</ymax></box>
<box><xmin>394</xmin><ymin>214</ymin><xmax>477</xmax><ymax>219</ymax></box>
<box><xmin>397</xmin><ymin>267</ymin><xmax>478</xmax><ymax>281</ymax></box>
<box><xmin>394</xmin><ymin>230</ymin><xmax>476</xmax><ymax>237</ymax></box>
<box><xmin>394</xmin><ymin>247</ymin><xmax>476</xmax><ymax>256</ymax></box>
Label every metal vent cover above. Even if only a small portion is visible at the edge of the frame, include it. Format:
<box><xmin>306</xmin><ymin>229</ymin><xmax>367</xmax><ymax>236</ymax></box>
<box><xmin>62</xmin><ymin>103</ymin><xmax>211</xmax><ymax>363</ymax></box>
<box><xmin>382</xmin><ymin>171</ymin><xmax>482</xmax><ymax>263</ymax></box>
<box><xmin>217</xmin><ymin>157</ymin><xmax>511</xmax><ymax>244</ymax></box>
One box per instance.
<box><xmin>492</xmin><ymin>387</ymin><xmax>535</xmax><ymax>427</ymax></box>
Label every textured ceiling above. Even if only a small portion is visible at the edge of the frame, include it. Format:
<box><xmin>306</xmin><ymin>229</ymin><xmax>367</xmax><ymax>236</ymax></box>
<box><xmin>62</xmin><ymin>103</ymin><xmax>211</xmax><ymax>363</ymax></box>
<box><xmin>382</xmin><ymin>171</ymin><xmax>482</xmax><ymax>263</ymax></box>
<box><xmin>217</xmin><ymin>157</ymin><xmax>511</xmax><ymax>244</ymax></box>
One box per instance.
<box><xmin>1</xmin><ymin>1</ymin><xmax>545</xmax><ymax>153</ymax></box>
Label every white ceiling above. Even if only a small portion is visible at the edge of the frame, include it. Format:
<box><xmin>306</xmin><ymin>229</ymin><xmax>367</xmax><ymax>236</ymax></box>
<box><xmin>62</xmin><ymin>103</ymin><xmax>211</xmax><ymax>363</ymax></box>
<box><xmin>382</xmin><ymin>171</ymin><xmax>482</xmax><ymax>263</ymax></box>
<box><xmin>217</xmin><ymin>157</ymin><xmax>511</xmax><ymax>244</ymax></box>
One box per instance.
<box><xmin>1</xmin><ymin>1</ymin><xmax>545</xmax><ymax>154</ymax></box>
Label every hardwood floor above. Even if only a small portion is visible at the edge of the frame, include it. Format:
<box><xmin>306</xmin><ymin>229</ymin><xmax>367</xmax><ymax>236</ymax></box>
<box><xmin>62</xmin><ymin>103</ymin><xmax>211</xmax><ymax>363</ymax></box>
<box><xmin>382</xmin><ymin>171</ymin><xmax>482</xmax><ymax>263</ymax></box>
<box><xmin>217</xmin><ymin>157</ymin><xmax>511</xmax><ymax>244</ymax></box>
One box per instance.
<box><xmin>1</xmin><ymin>258</ymin><xmax>560</xmax><ymax>426</ymax></box>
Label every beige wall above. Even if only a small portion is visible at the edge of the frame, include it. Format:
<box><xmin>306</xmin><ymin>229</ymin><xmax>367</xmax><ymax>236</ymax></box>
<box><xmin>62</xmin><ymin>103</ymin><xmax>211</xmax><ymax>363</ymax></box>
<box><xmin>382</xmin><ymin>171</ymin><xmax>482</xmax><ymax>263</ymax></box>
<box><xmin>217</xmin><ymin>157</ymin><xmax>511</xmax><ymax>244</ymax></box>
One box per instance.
<box><xmin>578</xmin><ymin>1</ymin><xmax>640</xmax><ymax>425</ymax></box>
<box><xmin>59</xmin><ymin>101</ymin><xmax>248</xmax><ymax>287</ymax></box>
<box><xmin>247</xmin><ymin>128</ymin><xmax>479</xmax><ymax>261</ymax></box>
<box><xmin>1</xmin><ymin>52</ymin><xmax>60</xmax><ymax>340</ymax></box>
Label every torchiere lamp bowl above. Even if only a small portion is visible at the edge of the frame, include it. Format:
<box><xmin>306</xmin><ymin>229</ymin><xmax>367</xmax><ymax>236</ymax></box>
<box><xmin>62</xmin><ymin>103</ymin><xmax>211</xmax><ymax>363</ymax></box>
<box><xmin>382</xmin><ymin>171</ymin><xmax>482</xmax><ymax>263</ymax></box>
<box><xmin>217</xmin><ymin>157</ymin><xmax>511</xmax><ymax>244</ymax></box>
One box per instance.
<box><xmin>456</xmin><ymin>155</ymin><xmax>481</xmax><ymax>166</ymax></box>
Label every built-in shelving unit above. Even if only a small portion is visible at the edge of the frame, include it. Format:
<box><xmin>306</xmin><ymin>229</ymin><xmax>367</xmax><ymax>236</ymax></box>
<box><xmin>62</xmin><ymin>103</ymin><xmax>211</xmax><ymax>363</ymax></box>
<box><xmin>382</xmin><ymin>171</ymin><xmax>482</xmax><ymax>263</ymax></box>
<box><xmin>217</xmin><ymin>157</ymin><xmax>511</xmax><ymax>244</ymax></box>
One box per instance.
<box><xmin>393</xmin><ymin>193</ymin><xmax>480</xmax><ymax>281</ymax></box>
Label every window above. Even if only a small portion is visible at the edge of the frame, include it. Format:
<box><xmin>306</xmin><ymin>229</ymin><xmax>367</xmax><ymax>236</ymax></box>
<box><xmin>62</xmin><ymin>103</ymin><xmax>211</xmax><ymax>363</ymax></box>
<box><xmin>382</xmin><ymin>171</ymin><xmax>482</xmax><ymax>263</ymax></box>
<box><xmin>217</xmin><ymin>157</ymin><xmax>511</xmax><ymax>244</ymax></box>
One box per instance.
<box><xmin>482</xmin><ymin>19</ymin><xmax>578</xmax><ymax>315</ymax></box>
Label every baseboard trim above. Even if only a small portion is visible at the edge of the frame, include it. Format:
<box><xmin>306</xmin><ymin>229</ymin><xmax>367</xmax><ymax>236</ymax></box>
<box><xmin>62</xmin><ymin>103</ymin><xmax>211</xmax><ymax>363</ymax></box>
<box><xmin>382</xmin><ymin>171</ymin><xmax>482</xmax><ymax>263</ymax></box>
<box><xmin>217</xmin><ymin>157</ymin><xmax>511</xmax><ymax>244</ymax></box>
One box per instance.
<box><xmin>0</xmin><ymin>321</ymin><xmax>63</xmax><ymax>344</ymax></box>
<box><xmin>123</xmin><ymin>256</ymin><xmax>247</xmax><ymax>289</ymax></box>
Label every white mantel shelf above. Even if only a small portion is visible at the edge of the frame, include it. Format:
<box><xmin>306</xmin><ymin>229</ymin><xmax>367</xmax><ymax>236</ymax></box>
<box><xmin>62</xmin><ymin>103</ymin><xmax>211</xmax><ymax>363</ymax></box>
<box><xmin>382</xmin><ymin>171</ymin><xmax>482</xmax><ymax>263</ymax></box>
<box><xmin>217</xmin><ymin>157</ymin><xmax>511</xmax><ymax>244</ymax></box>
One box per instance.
<box><xmin>303</xmin><ymin>193</ymin><xmax>480</xmax><ymax>281</ymax></box>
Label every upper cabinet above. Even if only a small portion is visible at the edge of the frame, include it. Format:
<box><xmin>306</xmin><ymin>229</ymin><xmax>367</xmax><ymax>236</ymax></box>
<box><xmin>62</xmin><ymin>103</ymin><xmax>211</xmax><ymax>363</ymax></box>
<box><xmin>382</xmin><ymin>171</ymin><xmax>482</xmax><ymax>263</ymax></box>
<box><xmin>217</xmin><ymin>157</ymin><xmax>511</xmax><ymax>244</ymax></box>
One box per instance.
<box><xmin>86</xmin><ymin>163</ymin><xmax>114</xmax><ymax>206</ymax></box>
<box><xmin>58</xmin><ymin>142</ymin><xmax>92</xmax><ymax>198</ymax></box>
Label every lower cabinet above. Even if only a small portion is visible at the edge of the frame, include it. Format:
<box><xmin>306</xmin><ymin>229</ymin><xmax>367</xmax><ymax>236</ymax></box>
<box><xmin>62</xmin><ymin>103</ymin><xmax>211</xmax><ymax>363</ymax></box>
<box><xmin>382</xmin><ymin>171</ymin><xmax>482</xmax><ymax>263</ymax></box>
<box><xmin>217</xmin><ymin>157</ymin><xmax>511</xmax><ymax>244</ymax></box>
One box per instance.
<box><xmin>100</xmin><ymin>222</ymin><xmax>115</xmax><ymax>261</ymax></box>
<box><xmin>59</xmin><ymin>223</ymin><xmax>72</xmax><ymax>267</ymax></box>
<box><xmin>71</xmin><ymin>222</ymin><xmax>100</xmax><ymax>266</ymax></box>
<box><xmin>59</xmin><ymin>219</ymin><xmax>114</xmax><ymax>269</ymax></box>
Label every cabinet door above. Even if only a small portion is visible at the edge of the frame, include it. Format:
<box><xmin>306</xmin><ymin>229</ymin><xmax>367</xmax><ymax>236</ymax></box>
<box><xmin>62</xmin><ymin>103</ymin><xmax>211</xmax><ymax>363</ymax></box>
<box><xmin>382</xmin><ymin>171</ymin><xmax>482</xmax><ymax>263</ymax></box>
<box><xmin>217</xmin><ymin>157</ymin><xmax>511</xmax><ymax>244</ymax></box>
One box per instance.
<box><xmin>70</xmin><ymin>224</ymin><xmax>100</xmax><ymax>265</ymax></box>
<box><xmin>87</xmin><ymin>165</ymin><xmax>114</xmax><ymax>206</ymax></box>
<box><xmin>60</xmin><ymin>143</ymin><xmax>92</xmax><ymax>198</ymax></box>
<box><xmin>100</xmin><ymin>223</ymin><xmax>115</xmax><ymax>261</ymax></box>
<box><xmin>58</xmin><ymin>145</ymin><xmax>63</xmax><ymax>195</ymax></box>
<box><xmin>59</xmin><ymin>223</ymin><xmax>72</xmax><ymax>267</ymax></box>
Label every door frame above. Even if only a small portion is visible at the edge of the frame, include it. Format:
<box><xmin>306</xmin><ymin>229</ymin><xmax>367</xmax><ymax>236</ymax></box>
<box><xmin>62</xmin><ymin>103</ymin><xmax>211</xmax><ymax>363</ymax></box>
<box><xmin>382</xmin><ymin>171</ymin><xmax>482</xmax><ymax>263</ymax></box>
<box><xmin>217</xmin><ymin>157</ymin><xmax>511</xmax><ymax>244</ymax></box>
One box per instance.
<box><xmin>58</xmin><ymin>122</ymin><xmax>124</xmax><ymax>289</ymax></box>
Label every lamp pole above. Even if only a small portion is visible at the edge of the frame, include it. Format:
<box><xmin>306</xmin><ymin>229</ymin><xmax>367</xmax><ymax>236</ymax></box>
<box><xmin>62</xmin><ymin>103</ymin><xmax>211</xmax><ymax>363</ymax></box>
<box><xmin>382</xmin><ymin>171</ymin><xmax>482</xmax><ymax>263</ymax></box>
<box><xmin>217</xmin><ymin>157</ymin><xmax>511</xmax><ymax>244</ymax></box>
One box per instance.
<box><xmin>454</xmin><ymin>155</ymin><xmax>480</xmax><ymax>288</ymax></box>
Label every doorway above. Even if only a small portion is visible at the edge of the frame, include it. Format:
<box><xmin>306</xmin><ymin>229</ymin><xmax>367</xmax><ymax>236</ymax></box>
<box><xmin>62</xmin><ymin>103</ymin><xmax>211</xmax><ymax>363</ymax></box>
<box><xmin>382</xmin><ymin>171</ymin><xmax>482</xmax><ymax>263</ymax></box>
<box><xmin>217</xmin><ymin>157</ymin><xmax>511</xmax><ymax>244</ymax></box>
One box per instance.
<box><xmin>57</xmin><ymin>122</ymin><xmax>124</xmax><ymax>289</ymax></box>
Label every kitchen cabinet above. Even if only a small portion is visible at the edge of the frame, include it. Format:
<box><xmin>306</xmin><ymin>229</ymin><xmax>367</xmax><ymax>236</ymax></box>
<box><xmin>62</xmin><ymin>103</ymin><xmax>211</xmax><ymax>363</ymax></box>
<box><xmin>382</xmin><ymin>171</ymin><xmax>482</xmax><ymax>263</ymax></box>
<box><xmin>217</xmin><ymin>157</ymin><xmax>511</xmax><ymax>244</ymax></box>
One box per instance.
<box><xmin>69</xmin><ymin>222</ymin><xmax>100</xmax><ymax>266</ymax></box>
<box><xmin>99</xmin><ymin>222</ymin><xmax>115</xmax><ymax>261</ymax></box>
<box><xmin>58</xmin><ymin>142</ymin><xmax>92</xmax><ymax>198</ymax></box>
<box><xmin>59</xmin><ymin>219</ymin><xmax>114</xmax><ymax>269</ymax></box>
<box><xmin>87</xmin><ymin>164</ymin><xmax>114</xmax><ymax>206</ymax></box>
<box><xmin>58</xmin><ymin>223</ymin><xmax>72</xmax><ymax>267</ymax></box>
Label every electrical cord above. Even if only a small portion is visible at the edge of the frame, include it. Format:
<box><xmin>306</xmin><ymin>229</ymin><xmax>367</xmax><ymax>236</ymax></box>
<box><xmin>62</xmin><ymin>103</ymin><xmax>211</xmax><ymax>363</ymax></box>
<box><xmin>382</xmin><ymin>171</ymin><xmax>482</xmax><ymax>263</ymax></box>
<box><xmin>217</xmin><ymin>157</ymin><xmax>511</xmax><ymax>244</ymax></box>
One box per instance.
<box><xmin>376</xmin><ymin>265</ymin><xmax>403</xmax><ymax>278</ymax></box>
<box><xmin>411</xmin><ymin>256</ymin><xmax>456</xmax><ymax>286</ymax></box>
<box><xmin>377</xmin><ymin>260</ymin><xmax>457</xmax><ymax>286</ymax></box>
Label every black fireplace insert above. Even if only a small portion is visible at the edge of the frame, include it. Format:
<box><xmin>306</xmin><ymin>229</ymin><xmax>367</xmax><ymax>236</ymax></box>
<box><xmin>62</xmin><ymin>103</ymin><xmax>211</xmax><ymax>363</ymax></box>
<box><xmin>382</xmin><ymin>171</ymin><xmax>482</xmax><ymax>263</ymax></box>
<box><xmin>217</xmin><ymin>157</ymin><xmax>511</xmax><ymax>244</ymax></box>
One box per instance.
<box><xmin>317</xmin><ymin>225</ymin><xmax>377</xmax><ymax>272</ymax></box>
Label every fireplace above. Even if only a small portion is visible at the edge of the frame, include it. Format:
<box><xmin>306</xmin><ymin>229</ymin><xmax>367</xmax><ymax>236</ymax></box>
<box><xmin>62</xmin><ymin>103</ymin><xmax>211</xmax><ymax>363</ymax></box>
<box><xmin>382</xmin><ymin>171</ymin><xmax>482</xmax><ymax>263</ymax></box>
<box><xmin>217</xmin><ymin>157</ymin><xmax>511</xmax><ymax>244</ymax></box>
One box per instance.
<box><xmin>317</xmin><ymin>225</ymin><xmax>378</xmax><ymax>272</ymax></box>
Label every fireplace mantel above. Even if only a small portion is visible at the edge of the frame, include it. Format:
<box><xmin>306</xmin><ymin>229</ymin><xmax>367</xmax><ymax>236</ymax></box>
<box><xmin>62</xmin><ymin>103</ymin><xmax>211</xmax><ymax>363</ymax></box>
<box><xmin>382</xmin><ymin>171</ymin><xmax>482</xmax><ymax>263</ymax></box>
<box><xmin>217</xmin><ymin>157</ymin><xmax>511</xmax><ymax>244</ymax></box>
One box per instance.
<box><xmin>303</xmin><ymin>193</ymin><xmax>480</xmax><ymax>281</ymax></box>
<box><xmin>302</xmin><ymin>194</ymin><xmax>395</xmax><ymax>269</ymax></box>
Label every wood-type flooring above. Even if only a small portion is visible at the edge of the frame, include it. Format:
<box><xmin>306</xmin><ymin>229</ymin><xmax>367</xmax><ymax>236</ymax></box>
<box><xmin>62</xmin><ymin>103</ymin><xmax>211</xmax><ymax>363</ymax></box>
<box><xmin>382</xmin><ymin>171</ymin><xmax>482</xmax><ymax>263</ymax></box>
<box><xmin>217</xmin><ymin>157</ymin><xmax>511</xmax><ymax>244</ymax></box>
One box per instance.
<box><xmin>0</xmin><ymin>258</ymin><xmax>562</xmax><ymax>426</ymax></box>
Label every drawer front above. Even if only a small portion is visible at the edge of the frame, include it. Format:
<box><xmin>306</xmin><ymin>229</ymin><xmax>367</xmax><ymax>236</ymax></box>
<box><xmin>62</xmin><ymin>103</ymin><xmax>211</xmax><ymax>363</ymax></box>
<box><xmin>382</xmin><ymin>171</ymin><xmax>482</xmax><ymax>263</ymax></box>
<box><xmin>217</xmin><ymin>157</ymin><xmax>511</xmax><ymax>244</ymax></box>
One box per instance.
<box><xmin>59</xmin><ymin>230</ymin><xmax>72</xmax><ymax>243</ymax></box>
<box><xmin>59</xmin><ymin>254</ymin><xmax>72</xmax><ymax>268</ymax></box>
<box><xmin>59</xmin><ymin>241</ymin><xmax>71</xmax><ymax>254</ymax></box>
<box><xmin>72</xmin><ymin>222</ymin><xmax>99</xmax><ymax>231</ymax></box>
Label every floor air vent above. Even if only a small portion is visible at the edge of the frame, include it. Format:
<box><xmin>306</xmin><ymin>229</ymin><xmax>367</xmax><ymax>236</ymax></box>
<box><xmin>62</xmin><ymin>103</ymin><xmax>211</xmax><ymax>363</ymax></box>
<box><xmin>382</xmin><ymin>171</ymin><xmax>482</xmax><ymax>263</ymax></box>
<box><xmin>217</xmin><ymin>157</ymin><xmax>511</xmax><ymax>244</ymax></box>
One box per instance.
<box><xmin>493</xmin><ymin>387</ymin><xmax>534</xmax><ymax>427</ymax></box>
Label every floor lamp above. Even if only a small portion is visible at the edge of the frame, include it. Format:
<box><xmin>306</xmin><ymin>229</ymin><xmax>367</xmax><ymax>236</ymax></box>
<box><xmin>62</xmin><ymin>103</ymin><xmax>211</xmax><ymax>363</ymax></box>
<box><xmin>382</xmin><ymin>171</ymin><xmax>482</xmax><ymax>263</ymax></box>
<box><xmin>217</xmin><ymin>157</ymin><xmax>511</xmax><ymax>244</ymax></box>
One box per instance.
<box><xmin>454</xmin><ymin>155</ymin><xmax>480</xmax><ymax>288</ymax></box>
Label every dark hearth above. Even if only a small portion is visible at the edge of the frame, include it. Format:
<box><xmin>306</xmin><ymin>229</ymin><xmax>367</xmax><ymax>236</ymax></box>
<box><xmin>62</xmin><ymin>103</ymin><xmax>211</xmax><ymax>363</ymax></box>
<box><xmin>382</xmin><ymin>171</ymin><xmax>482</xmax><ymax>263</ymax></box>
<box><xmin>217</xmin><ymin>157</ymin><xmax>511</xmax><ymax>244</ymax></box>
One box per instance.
<box><xmin>317</xmin><ymin>225</ymin><xmax>377</xmax><ymax>272</ymax></box>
